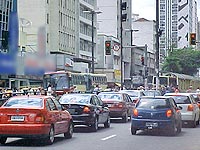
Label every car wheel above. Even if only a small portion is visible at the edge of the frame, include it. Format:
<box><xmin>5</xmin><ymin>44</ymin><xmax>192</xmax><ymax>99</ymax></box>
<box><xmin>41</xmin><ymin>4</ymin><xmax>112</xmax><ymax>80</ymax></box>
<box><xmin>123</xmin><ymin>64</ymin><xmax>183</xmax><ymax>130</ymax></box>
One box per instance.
<box><xmin>45</xmin><ymin>126</ymin><xmax>55</xmax><ymax>145</ymax></box>
<box><xmin>169</xmin><ymin>124</ymin><xmax>176</xmax><ymax>136</ymax></box>
<box><xmin>191</xmin><ymin>118</ymin><xmax>197</xmax><ymax>128</ymax></box>
<box><xmin>91</xmin><ymin>117</ymin><xmax>98</xmax><ymax>132</ymax></box>
<box><xmin>122</xmin><ymin>112</ymin><xmax>128</xmax><ymax>123</ymax></box>
<box><xmin>131</xmin><ymin>127</ymin><xmax>137</xmax><ymax>135</ymax></box>
<box><xmin>64</xmin><ymin>121</ymin><xmax>74</xmax><ymax>139</ymax></box>
<box><xmin>177</xmin><ymin>122</ymin><xmax>182</xmax><ymax>133</ymax></box>
<box><xmin>104</xmin><ymin>116</ymin><xmax>110</xmax><ymax>128</ymax></box>
<box><xmin>0</xmin><ymin>137</ymin><xmax>7</xmax><ymax>145</ymax></box>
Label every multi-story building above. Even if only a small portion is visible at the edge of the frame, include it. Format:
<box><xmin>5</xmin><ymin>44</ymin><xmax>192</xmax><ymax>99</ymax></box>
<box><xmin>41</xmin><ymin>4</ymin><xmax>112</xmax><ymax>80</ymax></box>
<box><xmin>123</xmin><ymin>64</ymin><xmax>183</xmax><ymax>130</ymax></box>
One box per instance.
<box><xmin>159</xmin><ymin>0</ymin><xmax>198</xmax><ymax>58</ymax></box>
<box><xmin>97</xmin><ymin>0</ymin><xmax>132</xmax><ymax>85</ymax></box>
<box><xmin>131</xmin><ymin>18</ymin><xmax>156</xmax><ymax>77</ymax></box>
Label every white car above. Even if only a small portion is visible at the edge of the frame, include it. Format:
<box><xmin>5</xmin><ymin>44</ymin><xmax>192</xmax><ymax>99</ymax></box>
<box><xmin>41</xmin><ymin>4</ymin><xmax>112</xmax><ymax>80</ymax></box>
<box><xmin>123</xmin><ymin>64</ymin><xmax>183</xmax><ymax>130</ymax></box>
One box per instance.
<box><xmin>165</xmin><ymin>93</ymin><xmax>200</xmax><ymax>127</ymax></box>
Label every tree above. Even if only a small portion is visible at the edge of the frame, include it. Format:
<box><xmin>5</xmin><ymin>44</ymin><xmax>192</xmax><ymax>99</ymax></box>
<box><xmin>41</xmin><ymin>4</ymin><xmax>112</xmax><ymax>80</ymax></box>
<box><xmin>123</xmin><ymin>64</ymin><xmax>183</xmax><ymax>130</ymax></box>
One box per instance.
<box><xmin>162</xmin><ymin>48</ymin><xmax>200</xmax><ymax>76</ymax></box>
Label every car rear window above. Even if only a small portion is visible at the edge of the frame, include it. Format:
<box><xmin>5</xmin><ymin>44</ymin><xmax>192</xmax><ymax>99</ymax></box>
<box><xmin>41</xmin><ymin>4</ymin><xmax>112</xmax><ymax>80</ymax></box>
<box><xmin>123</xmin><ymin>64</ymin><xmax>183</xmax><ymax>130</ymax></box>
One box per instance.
<box><xmin>136</xmin><ymin>98</ymin><xmax>170</xmax><ymax>109</ymax></box>
<box><xmin>98</xmin><ymin>94</ymin><xmax>122</xmax><ymax>101</ymax></box>
<box><xmin>169</xmin><ymin>96</ymin><xmax>191</xmax><ymax>104</ymax></box>
<box><xmin>3</xmin><ymin>98</ymin><xmax>43</xmax><ymax>108</ymax></box>
<box><xmin>59</xmin><ymin>95</ymin><xmax>90</xmax><ymax>104</ymax></box>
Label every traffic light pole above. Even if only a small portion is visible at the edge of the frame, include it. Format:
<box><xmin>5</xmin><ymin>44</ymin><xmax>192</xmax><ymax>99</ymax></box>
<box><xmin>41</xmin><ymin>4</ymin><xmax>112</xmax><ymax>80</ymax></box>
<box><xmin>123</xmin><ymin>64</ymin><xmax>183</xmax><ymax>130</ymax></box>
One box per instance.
<box><xmin>155</xmin><ymin>0</ymin><xmax>160</xmax><ymax>90</ymax></box>
<box><xmin>120</xmin><ymin>0</ymin><xmax>123</xmax><ymax>90</ymax></box>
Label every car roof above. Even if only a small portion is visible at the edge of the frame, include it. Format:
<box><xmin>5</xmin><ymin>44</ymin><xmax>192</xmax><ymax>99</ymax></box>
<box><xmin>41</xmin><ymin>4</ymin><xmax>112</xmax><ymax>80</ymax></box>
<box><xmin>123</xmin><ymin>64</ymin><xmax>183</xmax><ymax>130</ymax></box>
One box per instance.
<box><xmin>10</xmin><ymin>95</ymin><xmax>50</xmax><ymax>99</ymax></box>
<box><xmin>165</xmin><ymin>93</ymin><xmax>193</xmax><ymax>96</ymax></box>
<box><xmin>140</xmin><ymin>96</ymin><xmax>171</xmax><ymax>99</ymax></box>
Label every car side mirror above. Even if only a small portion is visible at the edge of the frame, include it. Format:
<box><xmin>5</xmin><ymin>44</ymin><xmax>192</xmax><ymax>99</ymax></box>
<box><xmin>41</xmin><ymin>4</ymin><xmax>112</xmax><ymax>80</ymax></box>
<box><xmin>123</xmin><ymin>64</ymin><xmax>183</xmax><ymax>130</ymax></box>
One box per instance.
<box><xmin>102</xmin><ymin>103</ymin><xmax>108</xmax><ymax>107</ymax></box>
<box><xmin>177</xmin><ymin>106</ymin><xmax>182</xmax><ymax>110</ymax></box>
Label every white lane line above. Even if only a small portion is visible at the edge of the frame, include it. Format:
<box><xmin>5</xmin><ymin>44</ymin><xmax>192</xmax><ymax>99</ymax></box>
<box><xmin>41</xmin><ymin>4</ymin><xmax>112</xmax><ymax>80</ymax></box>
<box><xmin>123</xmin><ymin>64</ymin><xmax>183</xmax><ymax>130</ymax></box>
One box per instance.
<box><xmin>101</xmin><ymin>134</ymin><xmax>117</xmax><ymax>141</ymax></box>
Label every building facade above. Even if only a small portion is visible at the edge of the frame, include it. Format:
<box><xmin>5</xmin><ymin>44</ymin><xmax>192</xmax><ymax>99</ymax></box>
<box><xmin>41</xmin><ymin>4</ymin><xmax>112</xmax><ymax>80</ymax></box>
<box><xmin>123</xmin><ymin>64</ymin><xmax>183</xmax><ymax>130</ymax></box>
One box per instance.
<box><xmin>159</xmin><ymin>0</ymin><xmax>198</xmax><ymax>58</ymax></box>
<box><xmin>97</xmin><ymin>0</ymin><xmax>132</xmax><ymax>85</ymax></box>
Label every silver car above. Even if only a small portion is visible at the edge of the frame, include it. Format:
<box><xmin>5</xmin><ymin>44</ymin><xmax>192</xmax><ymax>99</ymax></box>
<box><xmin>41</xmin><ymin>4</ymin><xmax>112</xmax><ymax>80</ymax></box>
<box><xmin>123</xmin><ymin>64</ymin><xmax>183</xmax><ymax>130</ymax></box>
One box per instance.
<box><xmin>165</xmin><ymin>93</ymin><xmax>200</xmax><ymax>127</ymax></box>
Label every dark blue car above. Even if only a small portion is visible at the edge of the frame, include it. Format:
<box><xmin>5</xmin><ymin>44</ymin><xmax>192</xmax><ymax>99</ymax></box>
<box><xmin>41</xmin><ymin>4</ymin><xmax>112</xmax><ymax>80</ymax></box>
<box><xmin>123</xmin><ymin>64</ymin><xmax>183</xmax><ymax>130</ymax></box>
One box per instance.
<box><xmin>131</xmin><ymin>96</ymin><xmax>182</xmax><ymax>136</ymax></box>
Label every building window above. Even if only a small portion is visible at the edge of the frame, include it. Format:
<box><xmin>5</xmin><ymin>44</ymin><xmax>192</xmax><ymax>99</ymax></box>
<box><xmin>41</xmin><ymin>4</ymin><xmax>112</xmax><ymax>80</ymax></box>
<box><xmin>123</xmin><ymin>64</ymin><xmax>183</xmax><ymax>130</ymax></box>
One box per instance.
<box><xmin>47</xmin><ymin>13</ymin><xmax>49</xmax><ymax>24</ymax></box>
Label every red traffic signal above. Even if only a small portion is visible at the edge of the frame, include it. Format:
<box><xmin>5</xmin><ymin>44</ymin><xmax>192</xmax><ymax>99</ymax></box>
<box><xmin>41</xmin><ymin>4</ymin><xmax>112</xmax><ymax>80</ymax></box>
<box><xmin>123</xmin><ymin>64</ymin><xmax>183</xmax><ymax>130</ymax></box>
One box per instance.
<box><xmin>141</xmin><ymin>56</ymin><xmax>144</xmax><ymax>65</ymax></box>
<box><xmin>190</xmin><ymin>33</ymin><xmax>196</xmax><ymax>45</ymax></box>
<box><xmin>105</xmin><ymin>41</ymin><xmax>111</xmax><ymax>55</ymax></box>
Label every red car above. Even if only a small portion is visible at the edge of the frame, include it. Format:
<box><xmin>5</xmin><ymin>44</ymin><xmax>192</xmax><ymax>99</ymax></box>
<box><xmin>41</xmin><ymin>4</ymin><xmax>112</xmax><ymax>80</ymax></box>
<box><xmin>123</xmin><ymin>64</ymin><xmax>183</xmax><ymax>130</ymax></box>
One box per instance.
<box><xmin>98</xmin><ymin>92</ymin><xmax>134</xmax><ymax>122</ymax></box>
<box><xmin>0</xmin><ymin>95</ymin><xmax>73</xmax><ymax>145</ymax></box>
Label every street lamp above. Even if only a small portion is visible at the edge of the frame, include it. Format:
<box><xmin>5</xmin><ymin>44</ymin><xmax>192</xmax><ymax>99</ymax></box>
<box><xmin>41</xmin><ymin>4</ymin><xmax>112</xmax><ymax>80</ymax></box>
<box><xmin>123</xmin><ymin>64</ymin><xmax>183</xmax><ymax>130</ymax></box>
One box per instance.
<box><xmin>83</xmin><ymin>10</ymin><xmax>102</xmax><ymax>73</ymax></box>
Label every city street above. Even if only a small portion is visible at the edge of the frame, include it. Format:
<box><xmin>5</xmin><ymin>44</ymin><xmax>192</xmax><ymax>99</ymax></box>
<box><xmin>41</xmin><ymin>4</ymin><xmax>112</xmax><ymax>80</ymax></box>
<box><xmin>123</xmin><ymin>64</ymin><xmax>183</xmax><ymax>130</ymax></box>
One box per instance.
<box><xmin>1</xmin><ymin>119</ymin><xmax>200</xmax><ymax>150</ymax></box>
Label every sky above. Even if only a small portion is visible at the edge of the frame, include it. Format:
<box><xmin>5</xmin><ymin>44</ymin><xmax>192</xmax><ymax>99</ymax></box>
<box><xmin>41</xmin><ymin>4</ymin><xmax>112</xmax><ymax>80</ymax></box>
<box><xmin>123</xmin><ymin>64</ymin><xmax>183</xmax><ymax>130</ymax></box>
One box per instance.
<box><xmin>132</xmin><ymin>0</ymin><xmax>200</xmax><ymax>20</ymax></box>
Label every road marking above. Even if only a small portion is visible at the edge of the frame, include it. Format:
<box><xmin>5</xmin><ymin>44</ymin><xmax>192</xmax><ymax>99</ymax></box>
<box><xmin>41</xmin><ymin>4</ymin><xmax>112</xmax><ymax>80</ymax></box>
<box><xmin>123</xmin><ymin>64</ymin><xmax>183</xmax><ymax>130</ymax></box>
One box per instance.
<box><xmin>101</xmin><ymin>134</ymin><xmax>117</xmax><ymax>141</ymax></box>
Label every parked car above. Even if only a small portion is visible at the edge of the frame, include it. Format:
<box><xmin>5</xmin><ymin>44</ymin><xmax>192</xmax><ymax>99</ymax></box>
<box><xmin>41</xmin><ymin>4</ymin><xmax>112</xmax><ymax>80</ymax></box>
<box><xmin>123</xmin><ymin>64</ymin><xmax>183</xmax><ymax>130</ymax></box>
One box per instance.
<box><xmin>0</xmin><ymin>95</ymin><xmax>73</xmax><ymax>145</ymax></box>
<box><xmin>143</xmin><ymin>90</ymin><xmax>162</xmax><ymax>96</ymax></box>
<box><xmin>165</xmin><ymin>93</ymin><xmax>200</xmax><ymax>127</ymax></box>
<box><xmin>131</xmin><ymin>96</ymin><xmax>182</xmax><ymax>136</ymax></box>
<box><xmin>119</xmin><ymin>90</ymin><xmax>145</xmax><ymax>103</ymax></box>
<box><xmin>59</xmin><ymin>93</ymin><xmax>110</xmax><ymax>132</ymax></box>
<box><xmin>98</xmin><ymin>92</ymin><xmax>134</xmax><ymax>122</ymax></box>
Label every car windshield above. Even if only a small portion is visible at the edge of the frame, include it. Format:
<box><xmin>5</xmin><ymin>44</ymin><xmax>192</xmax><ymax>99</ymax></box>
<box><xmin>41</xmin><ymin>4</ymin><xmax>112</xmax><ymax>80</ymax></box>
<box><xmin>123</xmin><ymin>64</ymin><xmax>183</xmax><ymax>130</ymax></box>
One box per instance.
<box><xmin>99</xmin><ymin>94</ymin><xmax>122</xmax><ymax>101</ymax></box>
<box><xmin>59</xmin><ymin>95</ymin><xmax>90</xmax><ymax>104</ymax></box>
<box><xmin>168</xmin><ymin>95</ymin><xmax>191</xmax><ymax>104</ymax></box>
<box><xmin>3</xmin><ymin>98</ymin><xmax>43</xmax><ymax>108</ymax></box>
<box><xmin>143</xmin><ymin>91</ymin><xmax>161</xmax><ymax>96</ymax></box>
<box><xmin>120</xmin><ymin>90</ymin><xmax>139</xmax><ymax>97</ymax></box>
<box><xmin>136</xmin><ymin>98</ymin><xmax>170</xmax><ymax>109</ymax></box>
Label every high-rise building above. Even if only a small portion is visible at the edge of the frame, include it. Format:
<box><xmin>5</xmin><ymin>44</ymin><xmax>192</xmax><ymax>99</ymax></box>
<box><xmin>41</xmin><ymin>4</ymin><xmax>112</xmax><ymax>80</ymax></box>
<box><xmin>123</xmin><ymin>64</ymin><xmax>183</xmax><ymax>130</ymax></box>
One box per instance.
<box><xmin>159</xmin><ymin>0</ymin><xmax>198</xmax><ymax>58</ymax></box>
<box><xmin>97</xmin><ymin>0</ymin><xmax>132</xmax><ymax>84</ymax></box>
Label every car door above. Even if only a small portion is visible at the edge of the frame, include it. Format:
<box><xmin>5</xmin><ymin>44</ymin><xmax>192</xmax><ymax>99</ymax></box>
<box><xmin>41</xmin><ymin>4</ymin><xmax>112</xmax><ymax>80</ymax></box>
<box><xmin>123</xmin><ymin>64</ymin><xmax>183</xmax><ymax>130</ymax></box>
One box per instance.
<box><xmin>123</xmin><ymin>94</ymin><xmax>133</xmax><ymax>116</ymax></box>
<box><xmin>190</xmin><ymin>95</ymin><xmax>200</xmax><ymax>121</ymax></box>
<box><xmin>96</xmin><ymin>96</ymin><xmax>109</xmax><ymax>123</ymax></box>
<box><xmin>46</xmin><ymin>98</ymin><xmax>61</xmax><ymax>134</ymax></box>
<box><xmin>91</xmin><ymin>95</ymin><xmax>104</xmax><ymax>123</ymax></box>
<box><xmin>170</xmin><ymin>98</ymin><xmax>181</xmax><ymax>124</ymax></box>
<box><xmin>52</xmin><ymin>98</ymin><xmax>70</xmax><ymax>133</ymax></box>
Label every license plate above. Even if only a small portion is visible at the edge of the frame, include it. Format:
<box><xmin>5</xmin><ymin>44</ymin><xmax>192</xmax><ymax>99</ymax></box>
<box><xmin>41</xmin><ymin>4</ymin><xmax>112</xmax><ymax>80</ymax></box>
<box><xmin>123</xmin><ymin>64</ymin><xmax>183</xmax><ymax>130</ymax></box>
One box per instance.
<box><xmin>146</xmin><ymin>122</ymin><xmax>158</xmax><ymax>127</ymax></box>
<box><xmin>11</xmin><ymin>116</ymin><xmax>25</xmax><ymax>122</ymax></box>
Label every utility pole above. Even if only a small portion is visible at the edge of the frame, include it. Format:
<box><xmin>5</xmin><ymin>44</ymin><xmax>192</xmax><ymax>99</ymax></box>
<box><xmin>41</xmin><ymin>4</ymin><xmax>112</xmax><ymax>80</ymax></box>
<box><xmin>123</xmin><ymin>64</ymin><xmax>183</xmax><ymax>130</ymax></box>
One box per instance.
<box><xmin>156</xmin><ymin>0</ymin><xmax>160</xmax><ymax>90</ymax></box>
<box><xmin>120</xmin><ymin>0</ymin><xmax>123</xmax><ymax>90</ymax></box>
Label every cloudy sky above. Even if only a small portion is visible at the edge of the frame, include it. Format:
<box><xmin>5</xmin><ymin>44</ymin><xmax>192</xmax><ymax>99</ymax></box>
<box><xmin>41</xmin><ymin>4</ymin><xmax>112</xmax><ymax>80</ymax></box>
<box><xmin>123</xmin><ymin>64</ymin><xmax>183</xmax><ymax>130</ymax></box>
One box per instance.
<box><xmin>132</xmin><ymin>0</ymin><xmax>200</xmax><ymax>20</ymax></box>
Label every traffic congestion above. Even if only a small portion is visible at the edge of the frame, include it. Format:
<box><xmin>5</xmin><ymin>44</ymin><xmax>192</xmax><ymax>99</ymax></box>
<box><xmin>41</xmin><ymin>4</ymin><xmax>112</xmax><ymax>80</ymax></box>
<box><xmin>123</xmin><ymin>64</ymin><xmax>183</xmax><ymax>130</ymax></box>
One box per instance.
<box><xmin>1</xmin><ymin>81</ymin><xmax>200</xmax><ymax>147</ymax></box>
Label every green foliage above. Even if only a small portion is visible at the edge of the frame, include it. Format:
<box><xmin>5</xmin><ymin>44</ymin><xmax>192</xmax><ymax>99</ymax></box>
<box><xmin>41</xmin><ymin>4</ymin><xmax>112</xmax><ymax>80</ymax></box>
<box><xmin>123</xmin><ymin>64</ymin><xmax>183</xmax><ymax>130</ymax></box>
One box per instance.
<box><xmin>162</xmin><ymin>48</ymin><xmax>200</xmax><ymax>76</ymax></box>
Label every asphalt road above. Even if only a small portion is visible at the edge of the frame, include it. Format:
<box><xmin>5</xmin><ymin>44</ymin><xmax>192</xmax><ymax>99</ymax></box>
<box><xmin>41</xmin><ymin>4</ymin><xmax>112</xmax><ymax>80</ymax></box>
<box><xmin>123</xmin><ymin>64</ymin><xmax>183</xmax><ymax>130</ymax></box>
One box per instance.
<box><xmin>1</xmin><ymin>119</ymin><xmax>200</xmax><ymax>150</ymax></box>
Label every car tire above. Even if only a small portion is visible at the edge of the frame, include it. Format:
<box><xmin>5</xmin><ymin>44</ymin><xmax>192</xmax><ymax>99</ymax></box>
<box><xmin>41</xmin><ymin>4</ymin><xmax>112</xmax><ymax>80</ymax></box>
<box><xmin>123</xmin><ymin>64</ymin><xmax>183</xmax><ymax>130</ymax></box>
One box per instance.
<box><xmin>45</xmin><ymin>126</ymin><xmax>55</xmax><ymax>145</ymax></box>
<box><xmin>191</xmin><ymin>118</ymin><xmax>197</xmax><ymax>128</ymax></box>
<box><xmin>0</xmin><ymin>137</ymin><xmax>7</xmax><ymax>145</ymax></box>
<box><xmin>64</xmin><ymin>121</ymin><xmax>74</xmax><ymax>139</ymax></box>
<box><xmin>122</xmin><ymin>112</ymin><xmax>128</xmax><ymax>123</ymax></box>
<box><xmin>131</xmin><ymin>127</ymin><xmax>137</xmax><ymax>135</ymax></box>
<box><xmin>169</xmin><ymin>124</ymin><xmax>176</xmax><ymax>136</ymax></box>
<box><xmin>104</xmin><ymin>116</ymin><xmax>110</xmax><ymax>128</ymax></box>
<box><xmin>177</xmin><ymin>122</ymin><xmax>182</xmax><ymax>133</ymax></box>
<box><xmin>91</xmin><ymin>117</ymin><xmax>98</xmax><ymax>132</ymax></box>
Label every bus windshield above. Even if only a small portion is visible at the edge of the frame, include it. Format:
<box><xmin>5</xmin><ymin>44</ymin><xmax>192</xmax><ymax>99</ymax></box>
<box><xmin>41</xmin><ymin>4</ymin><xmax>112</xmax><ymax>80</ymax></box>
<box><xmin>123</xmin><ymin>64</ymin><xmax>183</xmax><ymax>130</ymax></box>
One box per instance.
<box><xmin>43</xmin><ymin>73</ymin><xmax>70</xmax><ymax>91</ymax></box>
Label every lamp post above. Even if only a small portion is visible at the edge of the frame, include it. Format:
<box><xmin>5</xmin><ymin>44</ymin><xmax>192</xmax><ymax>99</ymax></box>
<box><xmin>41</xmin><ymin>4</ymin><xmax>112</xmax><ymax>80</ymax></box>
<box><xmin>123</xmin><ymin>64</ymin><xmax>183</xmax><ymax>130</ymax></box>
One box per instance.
<box><xmin>83</xmin><ymin>10</ymin><xmax>102</xmax><ymax>73</ymax></box>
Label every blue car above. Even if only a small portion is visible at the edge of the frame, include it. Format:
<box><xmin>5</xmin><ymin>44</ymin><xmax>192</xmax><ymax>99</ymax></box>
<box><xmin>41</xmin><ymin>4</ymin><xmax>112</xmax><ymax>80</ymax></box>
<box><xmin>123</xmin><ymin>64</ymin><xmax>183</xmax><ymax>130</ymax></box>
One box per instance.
<box><xmin>131</xmin><ymin>96</ymin><xmax>182</xmax><ymax>136</ymax></box>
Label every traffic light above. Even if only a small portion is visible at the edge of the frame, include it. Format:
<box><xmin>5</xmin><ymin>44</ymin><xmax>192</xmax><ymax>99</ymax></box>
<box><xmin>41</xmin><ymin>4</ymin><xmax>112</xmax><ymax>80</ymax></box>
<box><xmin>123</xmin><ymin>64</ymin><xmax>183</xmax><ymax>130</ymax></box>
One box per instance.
<box><xmin>105</xmin><ymin>41</ymin><xmax>111</xmax><ymax>55</ymax></box>
<box><xmin>141</xmin><ymin>56</ymin><xmax>144</xmax><ymax>65</ymax></box>
<box><xmin>190</xmin><ymin>33</ymin><xmax>196</xmax><ymax>45</ymax></box>
<box><xmin>121</xmin><ymin>2</ymin><xmax>127</xmax><ymax>22</ymax></box>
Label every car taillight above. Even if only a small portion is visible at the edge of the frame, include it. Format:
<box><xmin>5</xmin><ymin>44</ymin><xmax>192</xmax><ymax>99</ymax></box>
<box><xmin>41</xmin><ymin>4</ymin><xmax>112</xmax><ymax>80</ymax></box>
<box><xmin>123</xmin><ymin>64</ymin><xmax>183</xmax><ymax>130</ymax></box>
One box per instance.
<box><xmin>166</xmin><ymin>109</ymin><xmax>172</xmax><ymax>118</ymax></box>
<box><xmin>133</xmin><ymin>109</ymin><xmax>138</xmax><ymax>117</ymax></box>
<box><xmin>115</xmin><ymin>102</ymin><xmax>124</xmax><ymax>108</ymax></box>
<box><xmin>187</xmin><ymin>104</ymin><xmax>194</xmax><ymax>111</ymax></box>
<box><xmin>35</xmin><ymin>114</ymin><xmax>45</xmax><ymax>123</ymax></box>
<box><xmin>83</xmin><ymin>106</ymin><xmax>90</xmax><ymax>113</ymax></box>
